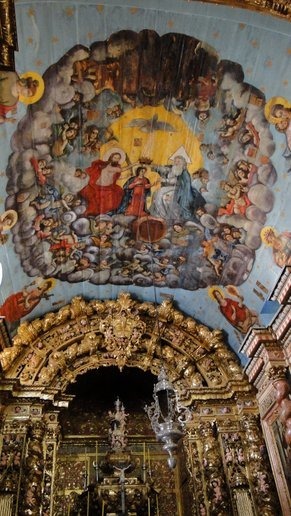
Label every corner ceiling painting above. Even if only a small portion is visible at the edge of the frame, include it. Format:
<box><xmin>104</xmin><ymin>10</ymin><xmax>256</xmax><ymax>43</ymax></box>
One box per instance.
<box><xmin>0</xmin><ymin>0</ymin><xmax>290</xmax><ymax>361</ymax></box>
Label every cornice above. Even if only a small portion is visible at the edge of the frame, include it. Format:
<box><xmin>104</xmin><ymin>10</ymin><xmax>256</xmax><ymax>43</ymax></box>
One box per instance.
<box><xmin>270</xmin><ymin>267</ymin><xmax>291</xmax><ymax>306</ymax></box>
<box><xmin>187</xmin><ymin>0</ymin><xmax>290</xmax><ymax>21</ymax></box>
<box><xmin>0</xmin><ymin>317</ymin><xmax>12</xmax><ymax>353</ymax></box>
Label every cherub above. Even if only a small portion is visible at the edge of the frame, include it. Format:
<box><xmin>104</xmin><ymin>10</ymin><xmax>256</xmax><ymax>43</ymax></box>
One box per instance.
<box><xmin>81</xmin><ymin>125</ymin><xmax>101</xmax><ymax>154</ymax></box>
<box><xmin>52</xmin><ymin>121</ymin><xmax>80</xmax><ymax>157</ymax></box>
<box><xmin>218</xmin><ymin>180</ymin><xmax>251</xmax><ymax>216</ymax></box>
<box><xmin>30</xmin><ymin>157</ymin><xmax>53</xmax><ymax>185</ymax></box>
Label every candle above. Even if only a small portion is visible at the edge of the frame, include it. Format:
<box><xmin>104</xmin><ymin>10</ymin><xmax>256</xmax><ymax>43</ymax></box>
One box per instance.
<box><xmin>101</xmin><ymin>500</ymin><xmax>105</xmax><ymax>516</ymax></box>
<box><xmin>148</xmin><ymin>496</ymin><xmax>151</xmax><ymax>516</ymax></box>
<box><xmin>156</xmin><ymin>494</ymin><xmax>159</xmax><ymax>516</ymax></box>
<box><xmin>86</xmin><ymin>490</ymin><xmax>89</xmax><ymax>516</ymax></box>
<box><xmin>85</xmin><ymin>447</ymin><xmax>90</xmax><ymax>486</ymax></box>
<box><xmin>85</xmin><ymin>447</ymin><xmax>87</xmax><ymax>482</ymax></box>
<box><xmin>143</xmin><ymin>442</ymin><xmax>146</xmax><ymax>464</ymax></box>
<box><xmin>147</xmin><ymin>447</ymin><xmax>151</xmax><ymax>470</ymax></box>
<box><xmin>95</xmin><ymin>441</ymin><xmax>98</xmax><ymax>464</ymax></box>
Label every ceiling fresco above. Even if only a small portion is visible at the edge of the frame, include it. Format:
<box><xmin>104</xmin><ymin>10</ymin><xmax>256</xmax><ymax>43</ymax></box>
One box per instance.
<box><xmin>0</xmin><ymin>0</ymin><xmax>290</xmax><ymax>363</ymax></box>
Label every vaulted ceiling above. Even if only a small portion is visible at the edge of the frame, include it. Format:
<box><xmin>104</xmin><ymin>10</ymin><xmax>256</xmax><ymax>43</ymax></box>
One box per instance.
<box><xmin>0</xmin><ymin>0</ymin><xmax>290</xmax><ymax>368</ymax></box>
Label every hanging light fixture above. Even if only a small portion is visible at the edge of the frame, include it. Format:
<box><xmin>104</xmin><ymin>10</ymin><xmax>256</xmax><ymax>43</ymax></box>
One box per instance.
<box><xmin>145</xmin><ymin>367</ymin><xmax>191</xmax><ymax>469</ymax></box>
<box><xmin>142</xmin><ymin>215</ymin><xmax>192</xmax><ymax>469</ymax></box>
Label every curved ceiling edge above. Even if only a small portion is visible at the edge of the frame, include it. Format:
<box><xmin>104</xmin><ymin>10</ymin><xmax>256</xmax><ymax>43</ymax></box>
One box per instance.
<box><xmin>0</xmin><ymin>292</ymin><xmax>253</xmax><ymax>405</ymax></box>
<box><xmin>184</xmin><ymin>0</ymin><xmax>290</xmax><ymax>22</ymax></box>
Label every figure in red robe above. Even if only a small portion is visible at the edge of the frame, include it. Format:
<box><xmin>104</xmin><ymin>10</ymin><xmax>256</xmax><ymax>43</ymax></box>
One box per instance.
<box><xmin>80</xmin><ymin>152</ymin><xmax>124</xmax><ymax>216</ymax></box>
<box><xmin>212</xmin><ymin>288</ymin><xmax>258</xmax><ymax>334</ymax></box>
<box><xmin>0</xmin><ymin>280</ymin><xmax>54</xmax><ymax>324</ymax></box>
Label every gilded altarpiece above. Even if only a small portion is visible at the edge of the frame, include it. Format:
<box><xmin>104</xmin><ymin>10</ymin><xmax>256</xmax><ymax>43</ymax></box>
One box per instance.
<box><xmin>242</xmin><ymin>266</ymin><xmax>291</xmax><ymax>515</ymax></box>
<box><xmin>0</xmin><ymin>293</ymin><xmax>282</xmax><ymax>515</ymax></box>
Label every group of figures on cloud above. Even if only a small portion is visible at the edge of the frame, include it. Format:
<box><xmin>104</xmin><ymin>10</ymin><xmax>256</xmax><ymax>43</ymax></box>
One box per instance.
<box><xmin>5</xmin><ymin>148</ymin><xmax>257</xmax><ymax>290</ymax></box>
<box><xmin>2</xmin><ymin>30</ymin><xmax>290</xmax><ymax>313</ymax></box>
<box><xmin>10</xmin><ymin>152</ymin><xmax>211</xmax><ymax>290</ymax></box>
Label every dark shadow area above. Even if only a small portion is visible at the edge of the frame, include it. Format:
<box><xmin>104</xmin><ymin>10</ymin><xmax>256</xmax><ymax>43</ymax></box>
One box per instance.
<box><xmin>60</xmin><ymin>367</ymin><xmax>157</xmax><ymax>435</ymax></box>
<box><xmin>67</xmin><ymin>366</ymin><xmax>156</xmax><ymax>408</ymax></box>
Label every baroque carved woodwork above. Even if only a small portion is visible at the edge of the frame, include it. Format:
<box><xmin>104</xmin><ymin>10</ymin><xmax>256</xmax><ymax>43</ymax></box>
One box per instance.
<box><xmin>0</xmin><ymin>293</ymin><xmax>283</xmax><ymax>514</ymax></box>
<box><xmin>188</xmin><ymin>0</ymin><xmax>291</xmax><ymax>20</ymax></box>
<box><xmin>0</xmin><ymin>0</ymin><xmax>18</xmax><ymax>70</ymax></box>
<box><xmin>0</xmin><ymin>293</ymin><xmax>251</xmax><ymax>402</ymax></box>
<box><xmin>242</xmin><ymin>266</ymin><xmax>291</xmax><ymax>515</ymax></box>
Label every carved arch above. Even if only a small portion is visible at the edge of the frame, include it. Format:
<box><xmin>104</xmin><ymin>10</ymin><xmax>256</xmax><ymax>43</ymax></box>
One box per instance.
<box><xmin>0</xmin><ymin>292</ymin><xmax>252</xmax><ymax>404</ymax></box>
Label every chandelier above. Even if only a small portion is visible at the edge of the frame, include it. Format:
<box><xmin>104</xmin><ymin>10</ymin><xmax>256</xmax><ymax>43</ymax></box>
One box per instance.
<box><xmin>145</xmin><ymin>367</ymin><xmax>191</xmax><ymax>469</ymax></box>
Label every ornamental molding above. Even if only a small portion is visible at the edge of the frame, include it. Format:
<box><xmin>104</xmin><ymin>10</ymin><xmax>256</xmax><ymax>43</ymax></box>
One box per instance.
<box><xmin>243</xmin><ymin>266</ymin><xmax>290</xmax><ymax>392</ymax></box>
<box><xmin>187</xmin><ymin>0</ymin><xmax>290</xmax><ymax>20</ymax></box>
<box><xmin>270</xmin><ymin>266</ymin><xmax>291</xmax><ymax>305</ymax></box>
<box><xmin>0</xmin><ymin>293</ymin><xmax>253</xmax><ymax>407</ymax></box>
<box><xmin>240</xmin><ymin>328</ymin><xmax>276</xmax><ymax>357</ymax></box>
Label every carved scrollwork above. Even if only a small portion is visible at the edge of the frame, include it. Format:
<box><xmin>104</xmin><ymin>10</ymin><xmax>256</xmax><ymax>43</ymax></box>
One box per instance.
<box><xmin>100</xmin><ymin>302</ymin><xmax>146</xmax><ymax>370</ymax></box>
<box><xmin>241</xmin><ymin>415</ymin><xmax>281</xmax><ymax>513</ymax></box>
<box><xmin>21</xmin><ymin>421</ymin><xmax>45</xmax><ymax>516</ymax></box>
<box><xmin>199</xmin><ymin>422</ymin><xmax>231</xmax><ymax>515</ymax></box>
<box><xmin>0</xmin><ymin>293</ymin><xmax>252</xmax><ymax>405</ymax></box>
<box><xmin>193</xmin><ymin>0</ymin><xmax>290</xmax><ymax>20</ymax></box>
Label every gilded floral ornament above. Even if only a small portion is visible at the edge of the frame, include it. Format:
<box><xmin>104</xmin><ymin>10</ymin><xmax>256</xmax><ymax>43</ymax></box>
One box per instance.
<box><xmin>0</xmin><ymin>293</ymin><xmax>251</xmax><ymax>401</ymax></box>
<box><xmin>267</xmin><ymin>365</ymin><xmax>288</xmax><ymax>382</ymax></box>
<box><xmin>100</xmin><ymin>298</ymin><xmax>146</xmax><ymax>370</ymax></box>
<box><xmin>157</xmin><ymin>299</ymin><xmax>184</xmax><ymax>325</ymax></box>
<box><xmin>13</xmin><ymin>319</ymin><xmax>42</xmax><ymax>347</ymax></box>
<box><xmin>0</xmin><ymin>344</ymin><xmax>22</xmax><ymax>371</ymax></box>
<box><xmin>189</xmin><ymin>0</ymin><xmax>290</xmax><ymax>20</ymax></box>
